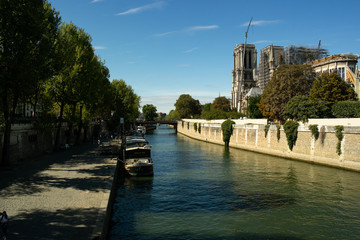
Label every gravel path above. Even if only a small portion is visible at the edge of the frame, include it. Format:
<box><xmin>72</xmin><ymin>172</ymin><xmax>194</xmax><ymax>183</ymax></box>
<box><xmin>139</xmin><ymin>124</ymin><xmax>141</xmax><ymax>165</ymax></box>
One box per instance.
<box><xmin>0</xmin><ymin>141</ymin><xmax>118</xmax><ymax>240</ymax></box>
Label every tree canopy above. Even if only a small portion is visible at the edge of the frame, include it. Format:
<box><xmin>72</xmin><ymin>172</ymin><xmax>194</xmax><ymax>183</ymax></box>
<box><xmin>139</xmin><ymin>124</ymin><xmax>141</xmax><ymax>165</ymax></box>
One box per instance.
<box><xmin>0</xmin><ymin>0</ymin><xmax>61</xmax><ymax>164</ymax></box>
<box><xmin>259</xmin><ymin>64</ymin><xmax>315</xmax><ymax>121</ymax></box>
<box><xmin>309</xmin><ymin>72</ymin><xmax>357</xmax><ymax>103</ymax></box>
<box><xmin>212</xmin><ymin>96</ymin><xmax>231</xmax><ymax>112</ymax></box>
<box><xmin>142</xmin><ymin>104</ymin><xmax>157</xmax><ymax>121</ymax></box>
<box><xmin>246</xmin><ymin>96</ymin><xmax>263</xmax><ymax>119</ymax></box>
<box><xmin>174</xmin><ymin>94</ymin><xmax>202</xmax><ymax>119</ymax></box>
<box><xmin>283</xmin><ymin>96</ymin><xmax>331</xmax><ymax>122</ymax></box>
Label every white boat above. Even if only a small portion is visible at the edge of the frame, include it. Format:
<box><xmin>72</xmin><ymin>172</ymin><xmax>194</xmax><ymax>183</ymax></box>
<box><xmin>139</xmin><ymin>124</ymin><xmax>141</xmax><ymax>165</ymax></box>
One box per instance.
<box><xmin>122</xmin><ymin>136</ymin><xmax>153</xmax><ymax>177</ymax></box>
<box><xmin>137</xmin><ymin>125</ymin><xmax>146</xmax><ymax>135</ymax></box>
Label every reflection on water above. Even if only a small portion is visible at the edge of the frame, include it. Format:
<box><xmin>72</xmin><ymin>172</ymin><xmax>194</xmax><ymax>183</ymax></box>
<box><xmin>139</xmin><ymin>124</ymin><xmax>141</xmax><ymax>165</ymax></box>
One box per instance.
<box><xmin>110</xmin><ymin>125</ymin><xmax>360</xmax><ymax>240</ymax></box>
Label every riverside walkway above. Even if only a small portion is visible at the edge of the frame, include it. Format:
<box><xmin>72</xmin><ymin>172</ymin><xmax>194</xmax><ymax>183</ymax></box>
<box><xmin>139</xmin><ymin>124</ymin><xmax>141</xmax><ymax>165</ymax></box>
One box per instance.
<box><xmin>0</xmin><ymin>141</ymin><xmax>119</xmax><ymax>240</ymax></box>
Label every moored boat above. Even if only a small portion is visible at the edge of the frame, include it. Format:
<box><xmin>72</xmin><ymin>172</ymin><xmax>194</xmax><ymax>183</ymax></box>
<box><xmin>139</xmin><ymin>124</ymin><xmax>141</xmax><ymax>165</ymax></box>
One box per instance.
<box><xmin>122</xmin><ymin>136</ymin><xmax>153</xmax><ymax>177</ymax></box>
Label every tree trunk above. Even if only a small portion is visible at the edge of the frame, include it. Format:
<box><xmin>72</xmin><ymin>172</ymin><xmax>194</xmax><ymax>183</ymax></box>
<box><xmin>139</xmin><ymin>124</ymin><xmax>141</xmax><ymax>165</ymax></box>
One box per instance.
<box><xmin>75</xmin><ymin>105</ymin><xmax>83</xmax><ymax>145</ymax></box>
<box><xmin>54</xmin><ymin>102</ymin><xmax>65</xmax><ymax>151</ymax></box>
<box><xmin>1</xmin><ymin>93</ymin><xmax>18</xmax><ymax>167</ymax></box>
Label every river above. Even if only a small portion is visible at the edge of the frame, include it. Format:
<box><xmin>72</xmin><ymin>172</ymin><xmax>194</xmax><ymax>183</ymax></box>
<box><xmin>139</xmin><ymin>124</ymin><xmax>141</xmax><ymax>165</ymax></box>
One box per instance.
<box><xmin>109</xmin><ymin>125</ymin><xmax>360</xmax><ymax>240</ymax></box>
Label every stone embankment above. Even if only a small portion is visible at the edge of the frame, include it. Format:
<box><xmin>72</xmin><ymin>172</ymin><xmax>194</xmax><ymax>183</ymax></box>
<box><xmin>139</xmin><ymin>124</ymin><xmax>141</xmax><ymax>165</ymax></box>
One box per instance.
<box><xmin>0</xmin><ymin>140</ymin><xmax>120</xmax><ymax>240</ymax></box>
<box><xmin>178</xmin><ymin>118</ymin><xmax>360</xmax><ymax>172</ymax></box>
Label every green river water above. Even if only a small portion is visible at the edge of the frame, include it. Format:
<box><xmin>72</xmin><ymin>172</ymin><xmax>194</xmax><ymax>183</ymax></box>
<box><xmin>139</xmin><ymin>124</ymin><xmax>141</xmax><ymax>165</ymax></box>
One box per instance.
<box><xmin>109</xmin><ymin>125</ymin><xmax>360</xmax><ymax>240</ymax></box>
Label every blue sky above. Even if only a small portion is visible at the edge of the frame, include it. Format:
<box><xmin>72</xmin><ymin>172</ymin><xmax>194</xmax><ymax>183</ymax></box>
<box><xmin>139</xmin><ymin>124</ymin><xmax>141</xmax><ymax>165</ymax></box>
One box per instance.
<box><xmin>49</xmin><ymin>0</ymin><xmax>360</xmax><ymax>114</ymax></box>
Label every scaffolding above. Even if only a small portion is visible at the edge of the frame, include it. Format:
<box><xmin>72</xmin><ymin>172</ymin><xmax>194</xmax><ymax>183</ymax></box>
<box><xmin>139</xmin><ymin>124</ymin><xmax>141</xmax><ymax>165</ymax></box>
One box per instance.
<box><xmin>285</xmin><ymin>45</ymin><xmax>328</xmax><ymax>65</ymax></box>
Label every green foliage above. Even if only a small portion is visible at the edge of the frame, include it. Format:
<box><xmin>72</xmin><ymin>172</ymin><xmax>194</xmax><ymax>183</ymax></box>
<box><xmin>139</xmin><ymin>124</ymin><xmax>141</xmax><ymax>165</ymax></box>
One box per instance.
<box><xmin>110</xmin><ymin>79</ymin><xmax>140</xmax><ymax>129</ymax></box>
<box><xmin>187</xmin><ymin>122</ymin><xmax>190</xmax><ymax>130</ymax></box>
<box><xmin>202</xmin><ymin>109</ymin><xmax>227</xmax><ymax>120</ymax></box>
<box><xmin>142</xmin><ymin>104</ymin><xmax>157</xmax><ymax>121</ymax></box>
<box><xmin>221</xmin><ymin>120</ymin><xmax>235</xmax><ymax>147</ymax></box>
<box><xmin>259</xmin><ymin>64</ymin><xmax>315</xmax><ymax>121</ymax></box>
<box><xmin>182</xmin><ymin>121</ymin><xmax>184</xmax><ymax>128</ymax></box>
<box><xmin>283</xmin><ymin>120</ymin><xmax>300</xmax><ymax>151</ymax></box>
<box><xmin>283</xmin><ymin>96</ymin><xmax>332</xmax><ymax>122</ymax></box>
<box><xmin>166</xmin><ymin>110</ymin><xmax>180</xmax><ymax>120</ymax></box>
<box><xmin>310</xmin><ymin>73</ymin><xmax>357</xmax><ymax>103</ymax></box>
<box><xmin>175</xmin><ymin>94</ymin><xmax>202</xmax><ymax>118</ymax></box>
<box><xmin>194</xmin><ymin>122</ymin><xmax>198</xmax><ymax>132</ymax></box>
<box><xmin>335</xmin><ymin>125</ymin><xmax>344</xmax><ymax>155</ymax></box>
<box><xmin>246</xmin><ymin>96</ymin><xmax>263</xmax><ymax>119</ymax></box>
<box><xmin>309</xmin><ymin>124</ymin><xmax>319</xmax><ymax>141</ymax></box>
<box><xmin>198</xmin><ymin>123</ymin><xmax>201</xmax><ymax>134</ymax></box>
<box><xmin>212</xmin><ymin>96</ymin><xmax>231</xmax><ymax>112</ymax></box>
<box><xmin>332</xmin><ymin>101</ymin><xmax>360</xmax><ymax>118</ymax></box>
<box><xmin>264</xmin><ymin>124</ymin><xmax>270</xmax><ymax>138</ymax></box>
<box><xmin>276</xmin><ymin>125</ymin><xmax>281</xmax><ymax>141</ymax></box>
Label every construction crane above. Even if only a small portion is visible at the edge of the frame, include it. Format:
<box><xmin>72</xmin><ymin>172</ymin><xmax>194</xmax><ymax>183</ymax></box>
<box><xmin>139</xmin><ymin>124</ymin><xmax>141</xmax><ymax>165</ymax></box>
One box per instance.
<box><xmin>239</xmin><ymin>17</ymin><xmax>252</xmax><ymax>112</ymax></box>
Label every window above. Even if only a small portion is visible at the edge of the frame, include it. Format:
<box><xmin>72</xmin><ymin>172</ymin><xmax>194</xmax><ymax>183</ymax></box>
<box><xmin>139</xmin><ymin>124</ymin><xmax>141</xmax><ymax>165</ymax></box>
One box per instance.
<box><xmin>337</xmin><ymin>67</ymin><xmax>345</xmax><ymax>80</ymax></box>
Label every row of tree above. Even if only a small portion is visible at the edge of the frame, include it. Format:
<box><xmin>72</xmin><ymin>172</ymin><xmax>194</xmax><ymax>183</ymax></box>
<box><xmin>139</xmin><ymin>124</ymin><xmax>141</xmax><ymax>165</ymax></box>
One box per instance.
<box><xmin>0</xmin><ymin>0</ymin><xmax>140</xmax><ymax>166</ymax></box>
<box><xmin>166</xmin><ymin>94</ymin><xmax>244</xmax><ymax>120</ymax></box>
<box><xmin>259</xmin><ymin>64</ymin><xmax>357</xmax><ymax>122</ymax></box>
<box><xmin>166</xmin><ymin>64</ymin><xmax>358</xmax><ymax>122</ymax></box>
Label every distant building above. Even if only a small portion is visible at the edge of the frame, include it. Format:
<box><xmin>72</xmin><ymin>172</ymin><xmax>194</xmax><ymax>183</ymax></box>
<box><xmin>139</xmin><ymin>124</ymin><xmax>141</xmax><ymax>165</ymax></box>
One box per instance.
<box><xmin>257</xmin><ymin>45</ymin><xmax>285</xmax><ymax>90</ymax></box>
<box><xmin>231</xmin><ymin>43</ymin><xmax>257</xmax><ymax>112</ymax></box>
<box><xmin>309</xmin><ymin>54</ymin><xmax>360</xmax><ymax>96</ymax></box>
<box><xmin>285</xmin><ymin>45</ymin><xmax>328</xmax><ymax>65</ymax></box>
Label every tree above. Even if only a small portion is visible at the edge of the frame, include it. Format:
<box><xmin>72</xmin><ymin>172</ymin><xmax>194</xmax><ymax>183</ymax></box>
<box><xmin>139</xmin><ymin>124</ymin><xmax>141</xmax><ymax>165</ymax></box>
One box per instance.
<box><xmin>212</xmin><ymin>96</ymin><xmax>231</xmax><ymax>112</ymax></box>
<box><xmin>332</xmin><ymin>100</ymin><xmax>360</xmax><ymax>118</ymax></box>
<box><xmin>109</xmin><ymin>79</ymin><xmax>140</xmax><ymax>131</ymax></box>
<box><xmin>283</xmin><ymin>96</ymin><xmax>331</xmax><ymax>122</ymax></box>
<box><xmin>47</xmin><ymin>22</ymin><xmax>96</xmax><ymax>148</ymax></box>
<box><xmin>174</xmin><ymin>94</ymin><xmax>201</xmax><ymax>119</ymax></box>
<box><xmin>0</xmin><ymin>0</ymin><xmax>61</xmax><ymax>165</ymax></box>
<box><xmin>309</xmin><ymin>72</ymin><xmax>357</xmax><ymax>103</ymax></box>
<box><xmin>259</xmin><ymin>64</ymin><xmax>315</xmax><ymax>121</ymax></box>
<box><xmin>165</xmin><ymin>110</ymin><xmax>180</xmax><ymax>120</ymax></box>
<box><xmin>143</xmin><ymin>104</ymin><xmax>157</xmax><ymax>121</ymax></box>
<box><xmin>246</xmin><ymin>96</ymin><xmax>263</xmax><ymax>119</ymax></box>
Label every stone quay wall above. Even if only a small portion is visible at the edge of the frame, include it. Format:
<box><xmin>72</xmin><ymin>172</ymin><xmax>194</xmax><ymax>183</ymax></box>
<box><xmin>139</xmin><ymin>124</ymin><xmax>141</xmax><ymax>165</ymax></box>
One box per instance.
<box><xmin>0</xmin><ymin>123</ymin><xmax>95</xmax><ymax>164</ymax></box>
<box><xmin>177</xmin><ymin>118</ymin><xmax>360</xmax><ymax>172</ymax></box>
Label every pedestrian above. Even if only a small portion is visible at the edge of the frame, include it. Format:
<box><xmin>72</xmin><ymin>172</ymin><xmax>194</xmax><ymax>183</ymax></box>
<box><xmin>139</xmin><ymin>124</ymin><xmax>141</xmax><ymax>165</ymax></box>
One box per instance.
<box><xmin>1</xmin><ymin>211</ymin><xmax>9</xmax><ymax>239</ymax></box>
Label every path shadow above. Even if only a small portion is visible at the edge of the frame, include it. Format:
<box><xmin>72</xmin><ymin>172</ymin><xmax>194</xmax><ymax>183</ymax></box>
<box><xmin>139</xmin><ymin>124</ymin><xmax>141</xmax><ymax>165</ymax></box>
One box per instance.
<box><xmin>9</xmin><ymin>208</ymin><xmax>100</xmax><ymax>240</ymax></box>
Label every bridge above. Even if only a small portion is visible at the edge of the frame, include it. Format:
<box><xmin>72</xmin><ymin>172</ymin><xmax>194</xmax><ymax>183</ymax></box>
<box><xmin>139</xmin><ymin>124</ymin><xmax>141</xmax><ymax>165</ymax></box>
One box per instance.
<box><xmin>135</xmin><ymin>120</ymin><xmax>178</xmax><ymax>132</ymax></box>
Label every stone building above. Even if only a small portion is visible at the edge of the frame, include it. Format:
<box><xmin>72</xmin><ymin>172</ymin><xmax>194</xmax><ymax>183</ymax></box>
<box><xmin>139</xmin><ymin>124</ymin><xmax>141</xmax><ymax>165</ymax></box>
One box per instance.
<box><xmin>257</xmin><ymin>45</ymin><xmax>285</xmax><ymax>90</ymax></box>
<box><xmin>309</xmin><ymin>54</ymin><xmax>360</xmax><ymax>96</ymax></box>
<box><xmin>231</xmin><ymin>43</ymin><xmax>257</xmax><ymax>112</ymax></box>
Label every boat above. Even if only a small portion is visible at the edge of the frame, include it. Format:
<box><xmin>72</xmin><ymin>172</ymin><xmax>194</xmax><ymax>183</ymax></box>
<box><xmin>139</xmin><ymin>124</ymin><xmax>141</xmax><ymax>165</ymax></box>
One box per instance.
<box><xmin>121</xmin><ymin>135</ymin><xmax>153</xmax><ymax>177</ymax></box>
<box><xmin>137</xmin><ymin>125</ymin><xmax>146</xmax><ymax>135</ymax></box>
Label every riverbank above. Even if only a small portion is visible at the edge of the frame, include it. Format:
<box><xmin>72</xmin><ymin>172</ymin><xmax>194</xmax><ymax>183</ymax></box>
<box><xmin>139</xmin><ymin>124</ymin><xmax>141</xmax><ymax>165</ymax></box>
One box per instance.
<box><xmin>0</xmin><ymin>141</ymin><xmax>118</xmax><ymax>240</ymax></box>
<box><xmin>178</xmin><ymin>118</ymin><xmax>360</xmax><ymax>172</ymax></box>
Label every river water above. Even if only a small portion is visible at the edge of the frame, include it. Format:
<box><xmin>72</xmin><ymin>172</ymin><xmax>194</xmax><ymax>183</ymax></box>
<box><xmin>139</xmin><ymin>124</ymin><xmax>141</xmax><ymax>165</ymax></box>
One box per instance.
<box><xmin>109</xmin><ymin>125</ymin><xmax>360</xmax><ymax>240</ymax></box>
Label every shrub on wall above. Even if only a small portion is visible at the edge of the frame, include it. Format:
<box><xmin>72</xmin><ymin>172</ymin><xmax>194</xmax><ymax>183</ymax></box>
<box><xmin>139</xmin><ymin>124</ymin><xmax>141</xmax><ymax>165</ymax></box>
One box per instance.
<box><xmin>264</xmin><ymin>124</ymin><xmax>270</xmax><ymax>138</ymax></box>
<box><xmin>335</xmin><ymin>125</ymin><xmax>344</xmax><ymax>155</ymax></box>
<box><xmin>194</xmin><ymin>122</ymin><xmax>197</xmax><ymax>132</ymax></box>
<box><xmin>221</xmin><ymin>119</ymin><xmax>235</xmax><ymax>147</ymax></box>
<box><xmin>283</xmin><ymin>120</ymin><xmax>299</xmax><ymax>151</ymax></box>
<box><xmin>187</xmin><ymin>122</ymin><xmax>189</xmax><ymax>130</ymax></box>
<box><xmin>198</xmin><ymin>123</ymin><xmax>201</xmax><ymax>134</ymax></box>
<box><xmin>182</xmin><ymin>121</ymin><xmax>184</xmax><ymax>128</ymax></box>
<box><xmin>309</xmin><ymin>124</ymin><xmax>319</xmax><ymax>141</ymax></box>
<box><xmin>276</xmin><ymin>125</ymin><xmax>281</xmax><ymax>141</ymax></box>
<box><xmin>332</xmin><ymin>101</ymin><xmax>360</xmax><ymax>118</ymax></box>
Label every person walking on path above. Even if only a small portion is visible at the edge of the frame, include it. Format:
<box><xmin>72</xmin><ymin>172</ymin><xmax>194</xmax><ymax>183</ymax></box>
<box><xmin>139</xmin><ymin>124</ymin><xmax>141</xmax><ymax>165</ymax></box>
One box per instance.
<box><xmin>1</xmin><ymin>211</ymin><xmax>9</xmax><ymax>240</ymax></box>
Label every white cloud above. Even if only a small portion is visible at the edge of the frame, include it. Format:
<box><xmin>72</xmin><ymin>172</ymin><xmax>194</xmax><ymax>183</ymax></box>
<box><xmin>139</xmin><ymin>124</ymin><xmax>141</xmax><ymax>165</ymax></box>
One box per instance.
<box><xmin>241</xmin><ymin>20</ymin><xmax>280</xmax><ymax>27</ymax></box>
<box><xmin>93</xmin><ymin>46</ymin><xmax>107</xmax><ymax>50</ymax></box>
<box><xmin>154</xmin><ymin>25</ymin><xmax>219</xmax><ymax>37</ymax></box>
<box><xmin>116</xmin><ymin>1</ymin><xmax>165</xmax><ymax>16</ymax></box>
<box><xmin>185</xmin><ymin>25</ymin><xmax>219</xmax><ymax>32</ymax></box>
<box><xmin>90</xmin><ymin>0</ymin><xmax>104</xmax><ymax>3</ymax></box>
<box><xmin>153</xmin><ymin>31</ymin><xmax>175</xmax><ymax>37</ymax></box>
<box><xmin>184</xmin><ymin>47</ymin><xmax>198</xmax><ymax>53</ymax></box>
